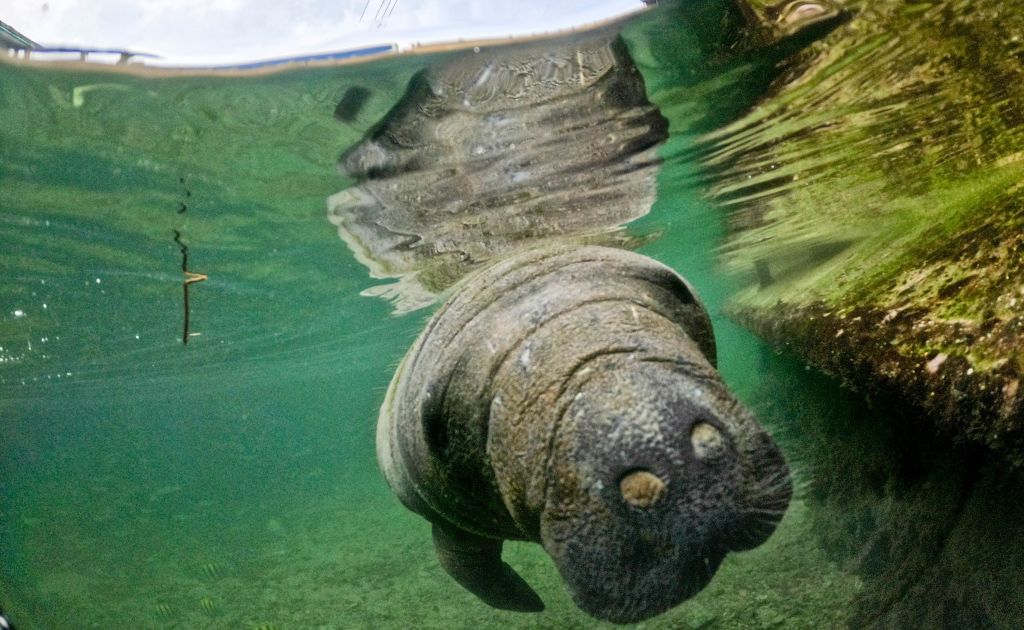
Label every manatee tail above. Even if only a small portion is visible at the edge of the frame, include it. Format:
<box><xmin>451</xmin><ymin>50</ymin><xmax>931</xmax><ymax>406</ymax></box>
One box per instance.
<box><xmin>432</xmin><ymin>523</ymin><xmax>545</xmax><ymax>613</ymax></box>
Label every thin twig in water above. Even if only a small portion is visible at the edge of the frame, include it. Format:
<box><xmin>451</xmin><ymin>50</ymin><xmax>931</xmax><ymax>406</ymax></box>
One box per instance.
<box><xmin>173</xmin><ymin>229</ymin><xmax>207</xmax><ymax>345</ymax></box>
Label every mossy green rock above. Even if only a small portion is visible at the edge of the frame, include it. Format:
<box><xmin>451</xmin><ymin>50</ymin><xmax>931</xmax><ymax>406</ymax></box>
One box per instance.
<box><xmin>707</xmin><ymin>0</ymin><xmax>1024</xmax><ymax>462</ymax></box>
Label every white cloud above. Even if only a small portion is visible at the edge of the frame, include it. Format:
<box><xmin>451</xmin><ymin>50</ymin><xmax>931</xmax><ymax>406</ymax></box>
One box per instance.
<box><xmin>3</xmin><ymin>0</ymin><xmax>643</xmax><ymax>64</ymax></box>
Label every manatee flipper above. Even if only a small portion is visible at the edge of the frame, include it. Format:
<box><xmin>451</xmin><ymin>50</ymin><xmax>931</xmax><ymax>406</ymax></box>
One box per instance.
<box><xmin>431</xmin><ymin>523</ymin><xmax>544</xmax><ymax>613</ymax></box>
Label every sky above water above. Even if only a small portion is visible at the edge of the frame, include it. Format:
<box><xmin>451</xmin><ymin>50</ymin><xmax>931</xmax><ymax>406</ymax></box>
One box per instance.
<box><xmin>3</xmin><ymin>0</ymin><xmax>644</xmax><ymax>63</ymax></box>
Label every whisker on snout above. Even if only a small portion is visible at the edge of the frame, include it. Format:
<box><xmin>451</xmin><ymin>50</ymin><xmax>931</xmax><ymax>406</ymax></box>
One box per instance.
<box><xmin>757</xmin><ymin>469</ymin><xmax>791</xmax><ymax>487</ymax></box>
<box><xmin>743</xmin><ymin>506</ymin><xmax>789</xmax><ymax>517</ymax></box>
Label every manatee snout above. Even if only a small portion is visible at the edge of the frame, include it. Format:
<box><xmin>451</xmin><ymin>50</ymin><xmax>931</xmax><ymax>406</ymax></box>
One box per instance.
<box><xmin>376</xmin><ymin>245</ymin><xmax>791</xmax><ymax>623</ymax></box>
<box><xmin>542</xmin><ymin>361</ymin><xmax>790</xmax><ymax>622</ymax></box>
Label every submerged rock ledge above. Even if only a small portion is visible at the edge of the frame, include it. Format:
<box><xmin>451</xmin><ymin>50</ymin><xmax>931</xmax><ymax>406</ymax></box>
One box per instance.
<box><xmin>733</xmin><ymin>301</ymin><xmax>1024</xmax><ymax>464</ymax></box>
<box><xmin>708</xmin><ymin>0</ymin><xmax>1024</xmax><ymax>462</ymax></box>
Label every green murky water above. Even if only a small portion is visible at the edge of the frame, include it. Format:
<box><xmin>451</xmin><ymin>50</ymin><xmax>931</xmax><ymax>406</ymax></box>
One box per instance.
<box><xmin>2</xmin><ymin>1</ymin><xmax>1023</xmax><ymax>628</ymax></box>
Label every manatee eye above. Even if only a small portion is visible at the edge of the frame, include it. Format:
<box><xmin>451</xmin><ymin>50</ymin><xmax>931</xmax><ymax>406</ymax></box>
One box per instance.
<box><xmin>690</xmin><ymin>422</ymin><xmax>725</xmax><ymax>460</ymax></box>
<box><xmin>619</xmin><ymin>469</ymin><xmax>667</xmax><ymax>508</ymax></box>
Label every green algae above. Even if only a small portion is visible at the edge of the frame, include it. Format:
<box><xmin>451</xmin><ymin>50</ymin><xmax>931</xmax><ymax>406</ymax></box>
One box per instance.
<box><xmin>706</xmin><ymin>0</ymin><xmax>1024</xmax><ymax>457</ymax></box>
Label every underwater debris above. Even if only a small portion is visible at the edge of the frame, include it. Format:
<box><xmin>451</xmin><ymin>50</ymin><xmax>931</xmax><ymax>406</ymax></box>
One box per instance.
<box><xmin>70</xmin><ymin>83</ymin><xmax>131</xmax><ymax>108</ymax></box>
<box><xmin>154</xmin><ymin>602</ymin><xmax>173</xmax><ymax>618</ymax></box>
<box><xmin>172</xmin><ymin>229</ymin><xmax>207</xmax><ymax>345</ymax></box>
<box><xmin>184</xmin><ymin>271</ymin><xmax>208</xmax><ymax>285</ymax></box>
<box><xmin>199</xmin><ymin>561</ymin><xmax>225</xmax><ymax>579</ymax></box>
<box><xmin>734</xmin><ymin>0</ymin><xmax>848</xmax><ymax>45</ymax></box>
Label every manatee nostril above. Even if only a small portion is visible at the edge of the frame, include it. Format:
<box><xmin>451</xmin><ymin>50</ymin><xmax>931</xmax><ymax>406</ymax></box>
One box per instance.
<box><xmin>619</xmin><ymin>469</ymin><xmax>667</xmax><ymax>508</ymax></box>
<box><xmin>690</xmin><ymin>422</ymin><xmax>725</xmax><ymax>460</ymax></box>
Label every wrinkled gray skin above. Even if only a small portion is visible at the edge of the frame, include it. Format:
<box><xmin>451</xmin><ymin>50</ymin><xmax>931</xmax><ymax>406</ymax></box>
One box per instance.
<box><xmin>377</xmin><ymin>245</ymin><xmax>791</xmax><ymax>623</ymax></box>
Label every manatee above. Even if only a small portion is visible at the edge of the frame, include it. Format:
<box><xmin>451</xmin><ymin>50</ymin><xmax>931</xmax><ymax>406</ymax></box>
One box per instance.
<box><xmin>377</xmin><ymin>244</ymin><xmax>792</xmax><ymax>623</ymax></box>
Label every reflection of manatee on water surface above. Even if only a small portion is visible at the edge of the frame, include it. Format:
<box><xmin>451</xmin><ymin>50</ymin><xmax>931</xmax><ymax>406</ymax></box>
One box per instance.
<box><xmin>327</xmin><ymin>16</ymin><xmax>791</xmax><ymax>623</ymax></box>
<box><xmin>328</xmin><ymin>28</ymin><xmax>668</xmax><ymax>312</ymax></box>
<box><xmin>377</xmin><ymin>246</ymin><xmax>792</xmax><ymax>623</ymax></box>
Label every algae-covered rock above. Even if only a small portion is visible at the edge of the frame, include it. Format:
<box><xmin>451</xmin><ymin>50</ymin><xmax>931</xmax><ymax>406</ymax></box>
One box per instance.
<box><xmin>705</xmin><ymin>0</ymin><xmax>1024</xmax><ymax>461</ymax></box>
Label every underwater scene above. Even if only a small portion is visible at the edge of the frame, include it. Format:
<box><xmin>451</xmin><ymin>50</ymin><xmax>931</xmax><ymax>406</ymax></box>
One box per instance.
<box><xmin>2</xmin><ymin>0</ymin><xmax>1023</xmax><ymax>628</ymax></box>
